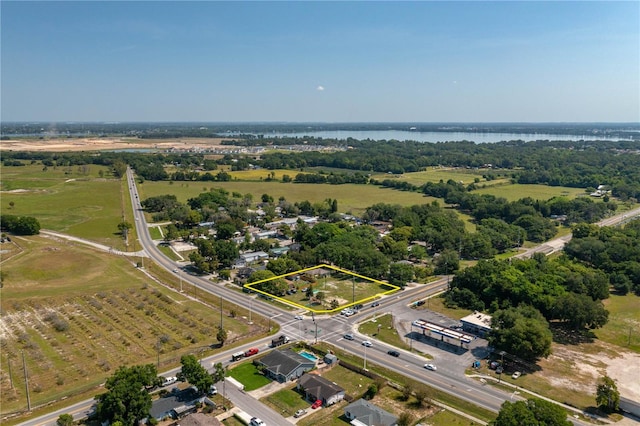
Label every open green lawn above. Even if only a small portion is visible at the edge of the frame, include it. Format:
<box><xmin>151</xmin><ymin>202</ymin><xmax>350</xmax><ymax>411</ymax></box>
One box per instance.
<box><xmin>595</xmin><ymin>294</ymin><xmax>640</xmax><ymax>352</ymax></box>
<box><xmin>370</xmin><ymin>167</ymin><xmax>500</xmax><ymax>187</ymax></box>
<box><xmin>473</xmin><ymin>183</ymin><xmax>586</xmax><ymax>201</ymax></box>
<box><xmin>261</xmin><ymin>385</ymin><xmax>309</xmax><ymax>418</ymax></box>
<box><xmin>358</xmin><ymin>314</ymin><xmax>415</xmax><ymax>354</ymax></box>
<box><xmin>227</xmin><ymin>362</ymin><xmax>272</xmax><ymax>391</ymax></box>
<box><xmin>137</xmin><ymin>181</ymin><xmax>436</xmax><ymax>216</ymax></box>
<box><xmin>0</xmin><ymin>164</ymin><xmax>134</xmax><ymax>250</ymax></box>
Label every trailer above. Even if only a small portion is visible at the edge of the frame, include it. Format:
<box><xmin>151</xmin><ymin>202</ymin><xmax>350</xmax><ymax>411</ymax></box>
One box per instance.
<box><xmin>231</xmin><ymin>351</ymin><xmax>245</xmax><ymax>361</ymax></box>
<box><xmin>226</xmin><ymin>376</ymin><xmax>244</xmax><ymax>391</ymax></box>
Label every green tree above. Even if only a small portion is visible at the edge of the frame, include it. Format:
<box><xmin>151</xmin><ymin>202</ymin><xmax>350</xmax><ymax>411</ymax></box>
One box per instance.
<box><xmin>211</xmin><ymin>362</ymin><xmax>226</xmax><ymax>383</ymax></box>
<box><xmin>180</xmin><ymin>354</ymin><xmax>213</xmax><ymax>395</ymax></box>
<box><xmin>493</xmin><ymin>398</ymin><xmax>570</xmax><ymax>426</ymax></box>
<box><xmin>397</xmin><ymin>412</ymin><xmax>413</xmax><ymax>426</ymax></box>
<box><xmin>596</xmin><ymin>375</ymin><xmax>620</xmax><ymax>412</ymax></box>
<box><xmin>112</xmin><ymin>161</ymin><xmax>127</xmax><ymax>178</ymax></box>
<box><xmin>487</xmin><ymin>306</ymin><xmax>552</xmax><ymax>361</ymax></box>
<box><xmin>95</xmin><ymin>364</ymin><xmax>158</xmax><ymax>425</ymax></box>
<box><xmin>414</xmin><ymin>386</ymin><xmax>430</xmax><ymax>407</ymax></box>
<box><xmin>216</xmin><ymin>326</ymin><xmax>228</xmax><ymax>346</ymax></box>
<box><xmin>388</xmin><ymin>263</ymin><xmax>414</xmax><ymax>287</ymax></box>
<box><xmin>56</xmin><ymin>414</ymin><xmax>74</xmax><ymax>426</ymax></box>
<box><xmin>117</xmin><ymin>221</ymin><xmax>132</xmax><ymax>240</ymax></box>
<box><xmin>434</xmin><ymin>249</ymin><xmax>459</xmax><ymax>274</ymax></box>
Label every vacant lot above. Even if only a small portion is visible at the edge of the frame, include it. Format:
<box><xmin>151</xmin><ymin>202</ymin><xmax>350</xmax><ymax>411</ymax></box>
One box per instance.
<box><xmin>371</xmin><ymin>167</ymin><xmax>502</xmax><ymax>187</ymax></box>
<box><xmin>249</xmin><ymin>269</ymin><xmax>396</xmax><ymax>313</ymax></box>
<box><xmin>0</xmin><ymin>236</ymin><xmax>263</xmax><ymax>416</ymax></box>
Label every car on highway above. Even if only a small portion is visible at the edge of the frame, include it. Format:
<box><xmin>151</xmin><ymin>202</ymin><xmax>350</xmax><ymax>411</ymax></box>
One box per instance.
<box><xmin>424</xmin><ymin>363</ymin><xmax>437</xmax><ymax>371</ymax></box>
<box><xmin>387</xmin><ymin>350</ymin><xmax>400</xmax><ymax>357</ymax></box>
<box><xmin>362</xmin><ymin>340</ymin><xmax>372</xmax><ymax>347</ymax></box>
<box><xmin>511</xmin><ymin>371</ymin><xmax>521</xmax><ymax>379</ymax></box>
<box><xmin>371</xmin><ymin>301</ymin><xmax>380</xmax><ymax>307</ymax></box>
<box><xmin>311</xmin><ymin>399</ymin><xmax>322</xmax><ymax>409</ymax></box>
<box><xmin>294</xmin><ymin>408</ymin><xmax>307</xmax><ymax>418</ymax></box>
<box><xmin>344</xmin><ymin>333</ymin><xmax>354</xmax><ymax>340</ymax></box>
<box><xmin>294</xmin><ymin>315</ymin><xmax>304</xmax><ymax>320</ymax></box>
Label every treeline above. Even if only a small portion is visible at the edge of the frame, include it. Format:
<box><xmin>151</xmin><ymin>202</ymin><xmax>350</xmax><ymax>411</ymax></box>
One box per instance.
<box><xmin>0</xmin><ymin>215</ymin><xmax>41</xmax><ymax>235</ymax></box>
<box><xmin>4</xmin><ymin>140</ymin><xmax>639</xmax><ymax>201</ymax></box>
<box><xmin>564</xmin><ymin>220</ymin><xmax>640</xmax><ymax>295</ymax></box>
<box><xmin>445</xmin><ymin>254</ymin><xmax>610</xmax><ymax>361</ymax></box>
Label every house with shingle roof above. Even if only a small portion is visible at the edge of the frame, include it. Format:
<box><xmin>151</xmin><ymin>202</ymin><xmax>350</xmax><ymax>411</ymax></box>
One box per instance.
<box><xmin>344</xmin><ymin>398</ymin><xmax>398</xmax><ymax>426</ymax></box>
<box><xmin>257</xmin><ymin>349</ymin><xmax>315</xmax><ymax>383</ymax></box>
<box><xmin>297</xmin><ymin>373</ymin><xmax>345</xmax><ymax>406</ymax></box>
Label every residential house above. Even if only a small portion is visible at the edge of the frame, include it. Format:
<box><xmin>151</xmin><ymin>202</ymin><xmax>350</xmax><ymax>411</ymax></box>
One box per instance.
<box><xmin>149</xmin><ymin>388</ymin><xmax>202</xmax><ymax>422</ymax></box>
<box><xmin>343</xmin><ymin>398</ymin><xmax>398</xmax><ymax>426</ymax></box>
<box><xmin>257</xmin><ymin>349</ymin><xmax>316</xmax><ymax>383</ymax></box>
<box><xmin>297</xmin><ymin>373</ymin><xmax>345</xmax><ymax>406</ymax></box>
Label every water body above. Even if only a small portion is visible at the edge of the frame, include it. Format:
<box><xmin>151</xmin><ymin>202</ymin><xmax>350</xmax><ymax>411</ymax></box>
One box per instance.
<box><xmin>255</xmin><ymin>130</ymin><xmax>626</xmax><ymax>143</ymax></box>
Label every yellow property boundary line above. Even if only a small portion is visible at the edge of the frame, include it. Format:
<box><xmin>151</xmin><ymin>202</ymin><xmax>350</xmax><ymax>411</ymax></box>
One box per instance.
<box><xmin>243</xmin><ymin>263</ymin><xmax>400</xmax><ymax>314</ymax></box>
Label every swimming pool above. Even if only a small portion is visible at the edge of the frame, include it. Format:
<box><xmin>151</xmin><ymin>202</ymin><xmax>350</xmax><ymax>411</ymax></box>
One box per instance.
<box><xmin>299</xmin><ymin>351</ymin><xmax>318</xmax><ymax>362</ymax></box>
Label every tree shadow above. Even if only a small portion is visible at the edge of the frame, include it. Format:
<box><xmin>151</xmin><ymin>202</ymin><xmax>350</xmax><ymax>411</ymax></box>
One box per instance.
<box><xmin>551</xmin><ymin>324</ymin><xmax>596</xmax><ymax>345</ymax></box>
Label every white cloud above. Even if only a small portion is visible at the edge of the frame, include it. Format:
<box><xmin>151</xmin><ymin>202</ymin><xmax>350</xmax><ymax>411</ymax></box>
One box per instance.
<box><xmin>316</xmin><ymin>85</ymin><xmax>325</xmax><ymax>91</ymax></box>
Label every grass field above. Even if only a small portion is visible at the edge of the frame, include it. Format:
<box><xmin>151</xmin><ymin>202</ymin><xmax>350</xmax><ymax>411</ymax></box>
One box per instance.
<box><xmin>473</xmin><ymin>183</ymin><xmax>587</xmax><ymax>201</ymax></box>
<box><xmin>595</xmin><ymin>294</ymin><xmax>640</xmax><ymax>352</ymax></box>
<box><xmin>0</xmin><ymin>164</ymin><xmax>133</xmax><ymax>250</ymax></box>
<box><xmin>0</xmin><ymin>235</ymin><xmax>267</xmax><ymax>416</ymax></box>
<box><xmin>137</xmin><ymin>180</ymin><xmax>436</xmax><ymax>216</ymax></box>
<box><xmin>370</xmin><ymin>167</ymin><xmax>503</xmax><ymax>187</ymax></box>
<box><xmin>227</xmin><ymin>362</ymin><xmax>272</xmax><ymax>391</ymax></box>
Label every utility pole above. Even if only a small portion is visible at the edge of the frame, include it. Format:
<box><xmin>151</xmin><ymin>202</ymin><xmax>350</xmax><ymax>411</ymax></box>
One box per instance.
<box><xmin>8</xmin><ymin>358</ymin><xmax>13</xmax><ymax>389</ymax></box>
<box><xmin>22</xmin><ymin>351</ymin><xmax>31</xmax><ymax>411</ymax></box>
<box><xmin>220</xmin><ymin>295</ymin><xmax>223</xmax><ymax>329</ymax></box>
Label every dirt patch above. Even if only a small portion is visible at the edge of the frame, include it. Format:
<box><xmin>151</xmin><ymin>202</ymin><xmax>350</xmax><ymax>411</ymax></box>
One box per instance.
<box><xmin>539</xmin><ymin>341</ymin><xmax>640</xmax><ymax>402</ymax></box>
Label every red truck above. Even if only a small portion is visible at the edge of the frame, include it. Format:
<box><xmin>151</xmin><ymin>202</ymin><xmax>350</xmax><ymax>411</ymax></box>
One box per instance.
<box><xmin>244</xmin><ymin>347</ymin><xmax>259</xmax><ymax>357</ymax></box>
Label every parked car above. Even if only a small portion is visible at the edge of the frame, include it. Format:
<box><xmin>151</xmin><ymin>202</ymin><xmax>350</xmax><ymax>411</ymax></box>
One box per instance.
<box><xmin>496</xmin><ymin>366</ymin><xmax>504</xmax><ymax>374</ymax></box>
<box><xmin>424</xmin><ymin>363</ymin><xmax>437</xmax><ymax>371</ymax></box>
<box><xmin>344</xmin><ymin>333</ymin><xmax>354</xmax><ymax>340</ymax></box>
<box><xmin>311</xmin><ymin>399</ymin><xmax>323</xmax><ymax>409</ymax></box>
<box><xmin>511</xmin><ymin>371</ymin><xmax>522</xmax><ymax>379</ymax></box>
<box><xmin>362</xmin><ymin>340</ymin><xmax>372</xmax><ymax>347</ymax></box>
<box><xmin>208</xmin><ymin>385</ymin><xmax>217</xmax><ymax>395</ymax></box>
<box><xmin>387</xmin><ymin>350</ymin><xmax>400</xmax><ymax>357</ymax></box>
<box><xmin>294</xmin><ymin>409</ymin><xmax>308</xmax><ymax>418</ymax></box>
<box><xmin>161</xmin><ymin>376</ymin><xmax>177</xmax><ymax>386</ymax></box>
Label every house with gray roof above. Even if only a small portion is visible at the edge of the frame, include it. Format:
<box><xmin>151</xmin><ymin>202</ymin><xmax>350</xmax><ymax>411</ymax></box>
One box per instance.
<box><xmin>297</xmin><ymin>373</ymin><xmax>345</xmax><ymax>406</ymax></box>
<box><xmin>344</xmin><ymin>398</ymin><xmax>398</xmax><ymax>426</ymax></box>
<box><xmin>257</xmin><ymin>349</ymin><xmax>315</xmax><ymax>383</ymax></box>
<box><xmin>149</xmin><ymin>388</ymin><xmax>202</xmax><ymax>421</ymax></box>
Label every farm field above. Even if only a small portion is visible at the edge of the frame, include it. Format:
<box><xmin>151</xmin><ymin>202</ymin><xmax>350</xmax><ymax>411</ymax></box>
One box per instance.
<box><xmin>370</xmin><ymin>167</ymin><xmax>506</xmax><ymax>187</ymax></box>
<box><xmin>0</xmin><ymin>164</ymin><xmax>134</xmax><ymax>251</ymax></box>
<box><xmin>138</xmin><ymin>180</ymin><xmax>437</xmax><ymax>216</ymax></box>
<box><xmin>472</xmin><ymin>183</ymin><xmax>586</xmax><ymax>201</ymax></box>
<box><xmin>0</xmin><ymin>235</ymin><xmax>264</xmax><ymax>417</ymax></box>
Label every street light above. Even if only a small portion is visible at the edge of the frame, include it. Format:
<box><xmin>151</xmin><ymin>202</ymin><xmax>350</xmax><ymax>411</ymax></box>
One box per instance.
<box><xmin>510</xmin><ymin>390</ymin><xmax>520</xmax><ymax>401</ymax></box>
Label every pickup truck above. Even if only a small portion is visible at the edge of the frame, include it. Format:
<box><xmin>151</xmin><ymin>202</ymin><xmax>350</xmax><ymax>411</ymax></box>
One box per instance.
<box><xmin>244</xmin><ymin>347</ymin><xmax>259</xmax><ymax>357</ymax></box>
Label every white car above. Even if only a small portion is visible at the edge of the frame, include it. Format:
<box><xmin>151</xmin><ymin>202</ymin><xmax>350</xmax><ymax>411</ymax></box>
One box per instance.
<box><xmin>294</xmin><ymin>315</ymin><xmax>304</xmax><ymax>320</ymax></box>
<box><xmin>424</xmin><ymin>363</ymin><xmax>437</xmax><ymax>371</ymax></box>
<box><xmin>249</xmin><ymin>418</ymin><xmax>265</xmax><ymax>426</ymax></box>
<box><xmin>511</xmin><ymin>371</ymin><xmax>522</xmax><ymax>379</ymax></box>
<box><xmin>161</xmin><ymin>376</ymin><xmax>177</xmax><ymax>386</ymax></box>
<box><xmin>362</xmin><ymin>340</ymin><xmax>372</xmax><ymax>347</ymax></box>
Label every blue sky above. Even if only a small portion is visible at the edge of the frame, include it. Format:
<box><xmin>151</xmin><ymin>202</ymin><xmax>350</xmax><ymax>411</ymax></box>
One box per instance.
<box><xmin>2</xmin><ymin>1</ymin><xmax>638</xmax><ymax>122</ymax></box>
